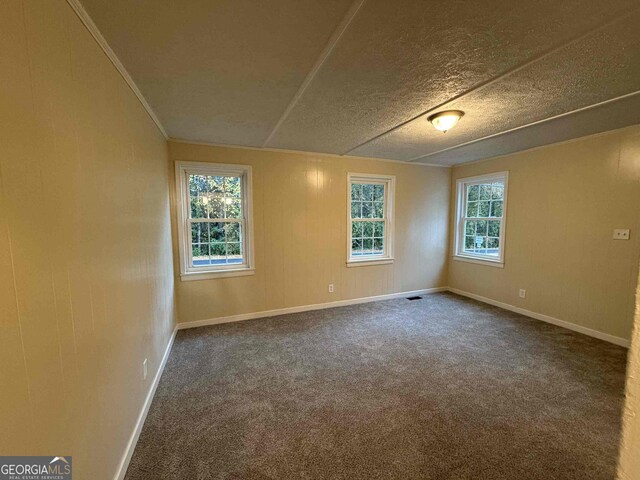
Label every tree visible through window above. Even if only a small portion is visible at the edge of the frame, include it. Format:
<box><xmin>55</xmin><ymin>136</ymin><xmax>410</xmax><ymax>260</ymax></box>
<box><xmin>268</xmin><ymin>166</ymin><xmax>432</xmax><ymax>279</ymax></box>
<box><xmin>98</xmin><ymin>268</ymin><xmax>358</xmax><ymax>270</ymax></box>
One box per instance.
<box><xmin>176</xmin><ymin>162</ymin><xmax>253</xmax><ymax>278</ymax></box>
<box><xmin>189</xmin><ymin>174</ymin><xmax>243</xmax><ymax>266</ymax></box>
<box><xmin>348</xmin><ymin>173</ymin><xmax>395</xmax><ymax>264</ymax></box>
<box><xmin>455</xmin><ymin>172</ymin><xmax>508</xmax><ymax>264</ymax></box>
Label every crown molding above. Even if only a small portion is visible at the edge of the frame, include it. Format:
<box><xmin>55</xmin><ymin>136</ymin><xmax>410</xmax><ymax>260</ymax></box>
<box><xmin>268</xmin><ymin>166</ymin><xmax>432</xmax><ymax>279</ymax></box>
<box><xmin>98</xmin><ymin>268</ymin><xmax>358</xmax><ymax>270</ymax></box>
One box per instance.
<box><xmin>168</xmin><ymin>138</ymin><xmax>451</xmax><ymax>168</ymax></box>
<box><xmin>66</xmin><ymin>0</ymin><xmax>168</xmax><ymax>139</ymax></box>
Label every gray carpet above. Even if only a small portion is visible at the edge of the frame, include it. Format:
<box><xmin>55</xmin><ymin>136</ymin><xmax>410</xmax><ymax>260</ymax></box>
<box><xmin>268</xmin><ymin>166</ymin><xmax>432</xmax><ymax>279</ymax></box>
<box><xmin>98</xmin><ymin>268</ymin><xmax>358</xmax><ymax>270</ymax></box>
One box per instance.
<box><xmin>125</xmin><ymin>292</ymin><xmax>627</xmax><ymax>480</ymax></box>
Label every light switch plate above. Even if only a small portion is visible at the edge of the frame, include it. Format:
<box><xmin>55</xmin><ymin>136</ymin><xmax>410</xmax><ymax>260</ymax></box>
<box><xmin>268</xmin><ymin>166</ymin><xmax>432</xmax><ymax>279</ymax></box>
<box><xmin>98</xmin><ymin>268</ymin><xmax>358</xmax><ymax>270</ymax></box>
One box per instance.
<box><xmin>613</xmin><ymin>229</ymin><xmax>630</xmax><ymax>240</ymax></box>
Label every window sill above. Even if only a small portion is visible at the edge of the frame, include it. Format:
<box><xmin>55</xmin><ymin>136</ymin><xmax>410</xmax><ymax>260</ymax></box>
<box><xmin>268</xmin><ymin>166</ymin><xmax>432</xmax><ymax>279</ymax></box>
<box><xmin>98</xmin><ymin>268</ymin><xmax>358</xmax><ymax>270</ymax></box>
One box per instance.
<box><xmin>180</xmin><ymin>268</ymin><xmax>255</xmax><ymax>281</ymax></box>
<box><xmin>453</xmin><ymin>255</ymin><xmax>504</xmax><ymax>269</ymax></box>
<box><xmin>346</xmin><ymin>258</ymin><xmax>394</xmax><ymax>267</ymax></box>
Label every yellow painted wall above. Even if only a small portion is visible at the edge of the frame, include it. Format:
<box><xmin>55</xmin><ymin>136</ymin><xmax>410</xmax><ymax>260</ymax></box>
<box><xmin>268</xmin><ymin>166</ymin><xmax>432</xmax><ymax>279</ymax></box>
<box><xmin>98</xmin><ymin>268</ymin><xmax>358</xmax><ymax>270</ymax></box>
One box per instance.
<box><xmin>0</xmin><ymin>1</ymin><xmax>175</xmax><ymax>479</ymax></box>
<box><xmin>617</xmin><ymin>267</ymin><xmax>640</xmax><ymax>479</ymax></box>
<box><xmin>169</xmin><ymin>141</ymin><xmax>451</xmax><ymax>324</ymax></box>
<box><xmin>448</xmin><ymin>126</ymin><xmax>640</xmax><ymax>341</ymax></box>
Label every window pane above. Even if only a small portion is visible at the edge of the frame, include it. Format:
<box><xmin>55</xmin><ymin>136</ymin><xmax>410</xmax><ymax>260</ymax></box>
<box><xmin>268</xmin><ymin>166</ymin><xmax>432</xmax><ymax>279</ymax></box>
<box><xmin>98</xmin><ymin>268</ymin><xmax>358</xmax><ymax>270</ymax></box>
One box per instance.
<box><xmin>225</xmin><ymin>177</ymin><xmax>241</xmax><ymax>197</ymax></box>
<box><xmin>476</xmin><ymin>220</ymin><xmax>488</xmax><ymax>236</ymax></box>
<box><xmin>352</xmin><ymin>221</ymin><xmax>363</xmax><ymax>237</ymax></box>
<box><xmin>487</xmin><ymin>237</ymin><xmax>500</xmax><ymax>255</ymax></box>
<box><xmin>373</xmin><ymin>184</ymin><xmax>385</xmax><ymax>201</ymax></box>
<box><xmin>467</xmin><ymin>201</ymin><xmax>478</xmax><ymax>217</ymax></box>
<box><xmin>362</xmin><ymin>202</ymin><xmax>373</xmax><ymax>218</ymax></box>
<box><xmin>491</xmin><ymin>183</ymin><xmax>504</xmax><ymax>200</ymax></box>
<box><xmin>373</xmin><ymin>221</ymin><xmax>384</xmax><ymax>238</ymax></box>
<box><xmin>192</xmin><ymin>243</ymin><xmax>210</xmax><ymax>266</ymax></box>
<box><xmin>189</xmin><ymin>174</ymin><xmax>242</xmax><ymax>221</ymax></box>
<box><xmin>226</xmin><ymin>242</ymin><xmax>241</xmax><ymax>258</ymax></box>
<box><xmin>190</xmin><ymin>194</ymin><xmax>211</xmax><ymax>219</ymax></box>
<box><xmin>478</xmin><ymin>201</ymin><xmax>490</xmax><ymax>217</ymax></box>
<box><xmin>490</xmin><ymin>200</ymin><xmax>503</xmax><ymax>217</ymax></box>
<box><xmin>225</xmin><ymin>197</ymin><xmax>242</xmax><ymax>219</ymax></box>
<box><xmin>362</xmin><ymin>184</ymin><xmax>373</xmax><ymax>201</ymax></box>
<box><xmin>464</xmin><ymin>234</ymin><xmax>492</xmax><ymax>254</ymax></box>
<box><xmin>189</xmin><ymin>174</ymin><xmax>213</xmax><ymax>196</ymax></box>
<box><xmin>351</xmin><ymin>183</ymin><xmax>362</xmax><ymax>201</ymax></box>
<box><xmin>373</xmin><ymin>201</ymin><xmax>384</xmax><ymax>218</ymax></box>
<box><xmin>362</xmin><ymin>238</ymin><xmax>373</xmax><ymax>253</ymax></box>
<box><xmin>465</xmin><ymin>220</ymin><xmax>476</xmax><ymax>235</ymax></box>
<box><xmin>190</xmin><ymin>175</ymin><xmax>223</xmax><ymax>196</ymax></box>
<box><xmin>208</xmin><ymin>196</ymin><xmax>225</xmax><ymax>218</ymax></box>
<box><xmin>467</xmin><ymin>184</ymin><xmax>479</xmax><ymax>201</ymax></box>
<box><xmin>224</xmin><ymin>222</ymin><xmax>241</xmax><ymax>242</ymax></box>
<box><xmin>479</xmin><ymin>184</ymin><xmax>491</xmax><ymax>200</ymax></box>
<box><xmin>191</xmin><ymin>222</ymin><xmax>210</xmax><ymax>243</ymax></box>
<box><xmin>213</xmin><ymin>176</ymin><xmax>225</xmax><ymax>194</ymax></box>
<box><xmin>210</xmin><ymin>243</ymin><xmax>226</xmax><ymax>264</ymax></box>
<box><xmin>474</xmin><ymin>236</ymin><xmax>487</xmax><ymax>250</ymax></box>
<box><xmin>351</xmin><ymin>238</ymin><xmax>363</xmax><ymax>254</ymax></box>
<box><xmin>464</xmin><ymin>236</ymin><xmax>475</xmax><ymax>249</ymax></box>
<box><xmin>351</xmin><ymin>201</ymin><xmax>361</xmax><ymax>219</ymax></box>
<box><xmin>210</xmin><ymin>222</ymin><xmax>225</xmax><ymax>243</ymax></box>
<box><xmin>488</xmin><ymin>220</ymin><xmax>500</xmax><ymax>237</ymax></box>
<box><xmin>373</xmin><ymin>238</ymin><xmax>384</xmax><ymax>254</ymax></box>
<box><xmin>363</xmin><ymin>222</ymin><xmax>374</xmax><ymax>237</ymax></box>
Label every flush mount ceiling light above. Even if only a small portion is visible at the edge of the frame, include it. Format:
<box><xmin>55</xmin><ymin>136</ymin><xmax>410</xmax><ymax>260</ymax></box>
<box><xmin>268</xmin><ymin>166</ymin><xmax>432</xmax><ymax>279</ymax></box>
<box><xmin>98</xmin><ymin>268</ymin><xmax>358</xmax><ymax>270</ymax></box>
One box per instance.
<box><xmin>427</xmin><ymin>110</ymin><xmax>464</xmax><ymax>133</ymax></box>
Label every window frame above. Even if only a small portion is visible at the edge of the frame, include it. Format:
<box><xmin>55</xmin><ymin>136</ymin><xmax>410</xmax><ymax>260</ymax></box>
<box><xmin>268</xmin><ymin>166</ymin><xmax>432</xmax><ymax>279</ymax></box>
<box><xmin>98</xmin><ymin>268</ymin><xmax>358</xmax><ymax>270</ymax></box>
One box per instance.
<box><xmin>346</xmin><ymin>172</ymin><xmax>395</xmax><ymax>267</ymax></box>
<box><xmin>175</xmin><ymin>161</ymin><xmax>254</xmax><ymax>280</ymax></box>
<box><xmin>454</xmin><ymin>171</ymin><xmax>509</xmax><ymax>268</ymax></box>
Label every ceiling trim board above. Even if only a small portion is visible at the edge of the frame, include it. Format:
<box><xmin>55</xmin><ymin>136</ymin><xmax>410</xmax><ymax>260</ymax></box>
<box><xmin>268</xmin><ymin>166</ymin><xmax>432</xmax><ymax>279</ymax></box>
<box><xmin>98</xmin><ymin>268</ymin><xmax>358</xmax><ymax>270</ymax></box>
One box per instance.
<box><xmin>409</xmin><ymin>89</ymin><xmax>640</xmax><ymax>163</ymax></box>
<box><xmin>168</xmin><ymin>138</ymin><xmax>450</xmax><ymax>168</ymax></box>
<box><xmin>446</xmin><ymin>123</ymin><xmax>640</xmax><ymax>169</ymax></box>
<box><xmin>342</xmin><ymin>4</ymin><xmax>640</xmax><ymax>156</ymax></box>
<box><xmin>261</xmin><ymin>0</ymin><xmax>366</xmax><ymax>148</ymax></box>
<box><xmin>66</xmin><ymin>0</ymin><xmax>168</xmax><ymax>139</ymax></box>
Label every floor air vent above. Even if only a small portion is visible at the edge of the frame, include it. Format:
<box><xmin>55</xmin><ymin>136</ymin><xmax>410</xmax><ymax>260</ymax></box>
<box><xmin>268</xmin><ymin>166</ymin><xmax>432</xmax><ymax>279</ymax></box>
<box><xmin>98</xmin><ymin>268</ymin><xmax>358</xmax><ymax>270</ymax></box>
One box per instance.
<box><xmin>406</xmin><ymin>296</ymin><xmax>422</xmax><ymax>301</ymax></box>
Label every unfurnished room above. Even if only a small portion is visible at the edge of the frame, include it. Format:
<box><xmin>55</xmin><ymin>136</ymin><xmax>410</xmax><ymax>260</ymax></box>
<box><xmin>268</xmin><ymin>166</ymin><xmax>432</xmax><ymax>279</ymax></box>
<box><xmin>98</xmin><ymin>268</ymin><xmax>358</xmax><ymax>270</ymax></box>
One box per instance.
<box><xmin>2</xmin><ymin>1</ymin><xmax>640</xmax><ymax>479</ymax></box>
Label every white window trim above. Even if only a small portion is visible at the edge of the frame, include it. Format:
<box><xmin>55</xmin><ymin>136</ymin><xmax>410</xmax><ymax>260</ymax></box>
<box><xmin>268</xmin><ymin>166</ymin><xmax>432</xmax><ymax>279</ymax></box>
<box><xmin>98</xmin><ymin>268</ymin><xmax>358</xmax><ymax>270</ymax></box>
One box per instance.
<box><xmin>175</xmin><ymin>161</ymin><xmax>254</xmax><ymax>281</ymax></box>
<box><xmin>453</xmin><ymin>171</ymin><xmax>509</xmax><ymax>267</ymax></box>
<box><xmin>347</xmin><ymin>172</ymin><xmax>395</xmax><ymax>266</ymax></box>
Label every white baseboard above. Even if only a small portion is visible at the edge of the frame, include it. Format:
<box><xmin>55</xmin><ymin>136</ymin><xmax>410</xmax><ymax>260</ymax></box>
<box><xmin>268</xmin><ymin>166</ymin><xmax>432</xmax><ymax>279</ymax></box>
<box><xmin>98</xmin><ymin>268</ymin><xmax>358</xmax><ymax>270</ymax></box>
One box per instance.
<box><xmin>448</xmin><ymin>287</ymin><xmax>630</xmax><ymax>348</ymax></box>
<box><xmin>177</xmin><ymin>287</ymin><xmax>448</xmax><ymax>330</ymax></box>
<box><xmin>114</xmin><ymin>327</ymin><xmax>178</xmax><ymax>480</ymax></box>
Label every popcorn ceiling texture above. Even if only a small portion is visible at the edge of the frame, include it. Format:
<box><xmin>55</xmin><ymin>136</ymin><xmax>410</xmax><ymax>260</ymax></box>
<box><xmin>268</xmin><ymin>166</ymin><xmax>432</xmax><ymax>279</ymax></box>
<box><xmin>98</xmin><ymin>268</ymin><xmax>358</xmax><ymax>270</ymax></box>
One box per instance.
<box><xmin>124</xmin><ymin>293</ymin><xmax>627</xmax><ymax>479</ymax></box>
<box><xmin>351</xmin><ymin>7</ymin><xmax>640</xmax><ymax>162</ymax></box>
<box><xmin>80</xmin><ymin>0</ymin><xmax>640</xmax><ymax>164</ymax></box>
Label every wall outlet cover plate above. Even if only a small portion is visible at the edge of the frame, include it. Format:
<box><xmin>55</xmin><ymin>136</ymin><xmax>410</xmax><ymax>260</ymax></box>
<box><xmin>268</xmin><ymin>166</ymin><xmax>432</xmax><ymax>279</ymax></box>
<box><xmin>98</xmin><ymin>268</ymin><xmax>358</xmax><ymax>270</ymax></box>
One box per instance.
<box><xmin>613</xmin><ymin>229</ymin><xmax>630</xmax><ymax>240</ymax></box>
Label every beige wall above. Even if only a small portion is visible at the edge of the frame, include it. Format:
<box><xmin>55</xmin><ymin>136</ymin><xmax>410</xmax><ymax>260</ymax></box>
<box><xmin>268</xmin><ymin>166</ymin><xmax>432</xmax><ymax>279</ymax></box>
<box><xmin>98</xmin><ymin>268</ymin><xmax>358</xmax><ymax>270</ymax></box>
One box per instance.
<box><xmin>169</xmin><ymin>141</ymin><xmax>451</xmax><ymax>324</ymax></box>
<box><xmin>0</xmin><ymin>1</ymin><xmax>175</xmax><ymax>479</ymax></box>
<box><xmin>617</xmin><ymin>268</ymin><xmax>640</xmax><ymax>479</ymax></box>
<box><xmin>448</xmin><ymin>126</ymin><xmax>640</xmax><ymax>341</ymax></box>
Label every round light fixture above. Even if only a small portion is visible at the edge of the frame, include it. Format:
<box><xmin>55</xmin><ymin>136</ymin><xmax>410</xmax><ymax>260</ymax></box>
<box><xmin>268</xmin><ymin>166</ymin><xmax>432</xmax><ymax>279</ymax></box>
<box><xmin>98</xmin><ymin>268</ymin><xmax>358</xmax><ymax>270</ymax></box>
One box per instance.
<box><xmin>427</xmin><ymin>110</ymin><xmax>464</xmax><ymax>133</ymax></box>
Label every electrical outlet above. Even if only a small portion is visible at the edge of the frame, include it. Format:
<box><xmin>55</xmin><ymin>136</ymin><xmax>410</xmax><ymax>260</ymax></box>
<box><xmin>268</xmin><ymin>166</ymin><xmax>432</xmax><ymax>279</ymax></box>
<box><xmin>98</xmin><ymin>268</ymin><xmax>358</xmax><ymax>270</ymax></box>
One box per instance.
<box><xmin>328</xmin><ymin>284</ymin><xmax>334</xmax><ymax>293</ymax></box>
<box><xmin>613</xmin><ymin>229</ymin><xmax>630</xmax><ymax>240</ymax></box>
<box><xmin>143</xmin><ymin>358</ymin><xmax>148</xmax><ymax>380</ymax></box>
<box><xmin>519</xmin><ymin>289</ymin><xmax>526</xmax><ymax>299</ymax></box>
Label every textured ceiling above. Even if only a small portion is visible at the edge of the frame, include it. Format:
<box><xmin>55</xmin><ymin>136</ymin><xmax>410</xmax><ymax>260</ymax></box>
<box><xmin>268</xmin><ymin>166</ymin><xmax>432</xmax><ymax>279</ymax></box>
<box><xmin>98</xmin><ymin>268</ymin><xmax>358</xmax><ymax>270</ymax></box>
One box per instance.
<box><xmin>81</xmin><ymin>0</ymin><xmax>640</xmax><ymax>165</ymax></box>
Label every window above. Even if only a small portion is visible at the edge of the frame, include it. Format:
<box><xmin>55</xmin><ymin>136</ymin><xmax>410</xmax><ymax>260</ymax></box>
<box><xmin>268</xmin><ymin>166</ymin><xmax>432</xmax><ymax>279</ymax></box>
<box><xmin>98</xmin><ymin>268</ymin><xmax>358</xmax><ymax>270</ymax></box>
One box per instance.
<box><xmin>454</xmin><ymin>171</ymin><xmax>508</xmax><ymax>267</ymax></box>
<box><xmin>347</xmin><ymin>173</ymin><xmax>395</xmax><ymax>266</ymax></box>
<box><xmin>175</xmin><ymin>161</ymin><xmax>254</xmax><ymax>280</ymax></box>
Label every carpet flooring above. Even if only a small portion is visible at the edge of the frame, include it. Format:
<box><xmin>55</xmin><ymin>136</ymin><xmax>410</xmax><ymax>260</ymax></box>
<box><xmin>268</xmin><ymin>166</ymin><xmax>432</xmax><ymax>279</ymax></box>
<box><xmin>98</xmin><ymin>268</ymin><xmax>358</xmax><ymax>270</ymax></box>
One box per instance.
<box><xmin>125</xmin><ymin>292</ymin><xmax>628</xmax><ymax>480</ymax></box>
